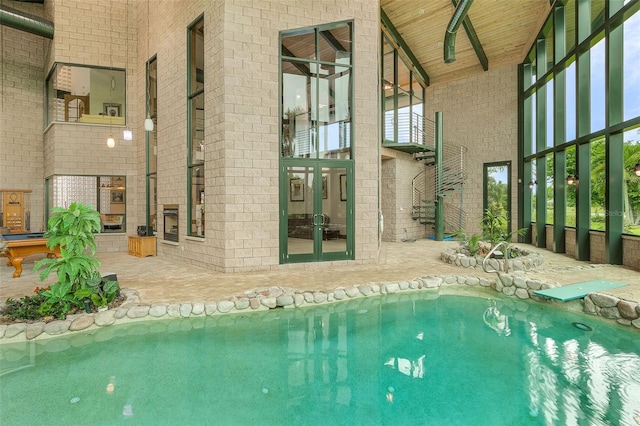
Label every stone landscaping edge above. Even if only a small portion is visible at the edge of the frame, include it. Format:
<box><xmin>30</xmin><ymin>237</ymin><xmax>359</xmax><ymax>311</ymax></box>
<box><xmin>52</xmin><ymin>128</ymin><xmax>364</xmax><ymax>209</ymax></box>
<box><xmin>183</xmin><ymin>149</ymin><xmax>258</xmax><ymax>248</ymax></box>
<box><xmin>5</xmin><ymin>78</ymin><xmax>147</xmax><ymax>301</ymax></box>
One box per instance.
<box><xmin>441</xmin><ymin>247</ymin><xmax>544</xmax><ymax>272</ymax></box>
<box><xmin>1</xmin><ymin>272</ymin><xmax>638</xmax><ymax>344</ymax></box>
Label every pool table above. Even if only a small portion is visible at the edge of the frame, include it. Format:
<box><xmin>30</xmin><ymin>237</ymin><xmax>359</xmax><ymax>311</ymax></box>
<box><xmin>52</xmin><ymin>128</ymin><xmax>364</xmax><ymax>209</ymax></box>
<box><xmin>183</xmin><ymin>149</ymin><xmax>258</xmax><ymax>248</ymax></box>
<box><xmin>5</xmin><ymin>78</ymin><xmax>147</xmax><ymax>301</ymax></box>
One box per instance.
<box><xmin>0</xmin><ymin>232</ymin><xmax>61</xmax><ymax>278</ymax></box>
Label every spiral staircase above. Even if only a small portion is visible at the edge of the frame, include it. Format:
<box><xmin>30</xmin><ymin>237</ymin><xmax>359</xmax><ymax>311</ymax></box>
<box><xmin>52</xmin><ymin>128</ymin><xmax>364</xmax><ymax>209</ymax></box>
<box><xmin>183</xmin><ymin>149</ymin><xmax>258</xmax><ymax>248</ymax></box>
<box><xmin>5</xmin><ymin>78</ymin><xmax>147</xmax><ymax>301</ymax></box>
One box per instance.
<box><xmin>411</xmin><ymin>145</ymin><xmax>467</xmax><ymax>235</ymax></box>
<box><xmin>410</xmin><ymin>116</ymin><xmax>468</xmax><ymax>237</ymax></box>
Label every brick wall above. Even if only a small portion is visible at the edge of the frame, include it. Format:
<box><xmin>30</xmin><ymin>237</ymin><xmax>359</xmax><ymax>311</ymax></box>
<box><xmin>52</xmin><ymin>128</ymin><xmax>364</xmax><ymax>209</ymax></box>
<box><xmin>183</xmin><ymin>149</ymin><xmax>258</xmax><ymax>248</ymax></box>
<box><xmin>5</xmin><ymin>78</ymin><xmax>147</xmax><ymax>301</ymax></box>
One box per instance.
<box><xmin>148</xmin><ymin>0</ymin><xmax>380</xmax><ymax>271</ymax></box>
<box><xmin>381</xmin><ymin>151</ymin><xmax>427</xmax><ymax>242</ymax></box>
<box><xmin>426</xmin><ymin>65</ymin><xmax>519</xmax><ymax>236</ymax></box>
<box><xmin>0</xmin><ymin>3</ymin><xmax>48</xmax><ymax>232</ymax></box>
<box><xmin>622</xmin><ymin>235</ymin><xmax>640</xmax><ymax>270</ymax></box>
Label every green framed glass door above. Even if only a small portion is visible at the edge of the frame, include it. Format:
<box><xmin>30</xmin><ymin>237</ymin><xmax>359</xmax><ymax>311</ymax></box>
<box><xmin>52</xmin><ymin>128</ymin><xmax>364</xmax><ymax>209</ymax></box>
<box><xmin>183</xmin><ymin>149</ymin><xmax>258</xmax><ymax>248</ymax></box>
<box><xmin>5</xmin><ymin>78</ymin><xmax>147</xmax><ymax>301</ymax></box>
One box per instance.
<box><xmin>281</xmin><ymin>160</ymin><xmax>353</xmax><ymax>263</ymax></box>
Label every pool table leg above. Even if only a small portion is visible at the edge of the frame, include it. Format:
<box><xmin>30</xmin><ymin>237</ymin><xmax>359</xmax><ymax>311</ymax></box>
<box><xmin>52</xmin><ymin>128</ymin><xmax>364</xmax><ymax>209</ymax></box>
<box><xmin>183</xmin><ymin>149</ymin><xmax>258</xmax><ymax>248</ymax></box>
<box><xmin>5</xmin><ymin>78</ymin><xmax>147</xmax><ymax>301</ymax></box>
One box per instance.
<box><xmin>9</xmin><ymin>257</ymin><xmax>24</xmax><ymax>278</ymax></box>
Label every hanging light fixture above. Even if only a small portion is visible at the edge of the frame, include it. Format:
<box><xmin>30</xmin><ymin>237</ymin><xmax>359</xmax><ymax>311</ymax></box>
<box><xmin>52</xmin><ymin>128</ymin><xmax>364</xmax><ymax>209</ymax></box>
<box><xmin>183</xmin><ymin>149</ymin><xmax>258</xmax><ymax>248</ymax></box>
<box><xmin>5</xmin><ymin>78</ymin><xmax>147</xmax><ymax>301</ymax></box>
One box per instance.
<box><xmin>635</xmin><ymin>160</ymin><xmax>640</xmax><ymax>177</ymax></box>
<box><xmin>144</xmin><ymin>0</ymin><xmax>154</xmax><ymax>132</ymax></box>
<box><xmin>566</xmin><ymin>174</ymin><xmax>575</xmax><ymax>185</ymax></box>
<box><xmin>528</xmin><ymin>180</ymin><xmax>537</xmax><ymax>189</ymax></box>
<box><xmin>107</xmin><ymin>136</ymin><xmax>116</xmax><ymax>148</ymax></box>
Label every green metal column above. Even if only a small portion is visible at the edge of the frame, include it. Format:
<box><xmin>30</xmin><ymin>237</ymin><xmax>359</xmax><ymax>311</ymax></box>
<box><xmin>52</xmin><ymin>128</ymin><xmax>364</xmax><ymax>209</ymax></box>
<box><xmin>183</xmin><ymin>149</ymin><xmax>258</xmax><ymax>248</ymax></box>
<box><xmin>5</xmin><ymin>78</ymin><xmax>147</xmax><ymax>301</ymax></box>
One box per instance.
<box><xmin>535</xmin><ymin>38</ymin><xmax>547</xmax><ymax>248</ymax></box>
<box><xmin>574</xmin><ymin>16</ymin><xmax>591</xmax><ymax>260</ymax></box>
<box><xmin>435</xmin><ymin>111</ymin><xmax>444</xmax><ymax>241</ymax></box>
<box><xmin>536</xmin><ymin>157</ymin><xmax>547</xmax><ymax>248</ymax></box>
<box><xmin>518</xmin><ymin>65</ymin><xmax>532</xmax><ymax>243</ymax></box>
<box><xmin>553</xmin><ymin>5</ymin><xmax>567</xmax><ymax>253</ymax></box>
<box><xmin>605</xmin><ymin>23</ymin><xmax>624</xmax><ymax>264</ymax></box>
<box><xmin>554</xmin><ymin>150</ymin><xmax>567</xmax><ymax>252</ymax></box>
<box><xmin>575</xmin><ymin>142</ymin><xmax>590</xmax><ymax>260</ymax></box>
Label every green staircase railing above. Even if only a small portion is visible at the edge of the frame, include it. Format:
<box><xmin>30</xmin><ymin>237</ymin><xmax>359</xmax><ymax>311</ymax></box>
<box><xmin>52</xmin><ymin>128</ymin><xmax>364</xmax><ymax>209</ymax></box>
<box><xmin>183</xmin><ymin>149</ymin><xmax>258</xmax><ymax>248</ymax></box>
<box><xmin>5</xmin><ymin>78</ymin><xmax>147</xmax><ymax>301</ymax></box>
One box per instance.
<box><xmin>411</xmin><ymin>112</ymin><xmax>467</xmax><ymax>237</ymax></box>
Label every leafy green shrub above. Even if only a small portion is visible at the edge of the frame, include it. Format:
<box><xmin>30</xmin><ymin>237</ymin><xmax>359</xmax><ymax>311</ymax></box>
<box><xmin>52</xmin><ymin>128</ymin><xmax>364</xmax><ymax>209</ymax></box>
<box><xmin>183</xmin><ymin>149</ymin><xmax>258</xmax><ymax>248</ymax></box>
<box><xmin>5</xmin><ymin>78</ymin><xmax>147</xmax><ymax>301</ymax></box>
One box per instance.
<box><xmin>454</xmin><ymin>209</ymin><xmax>527</xmax><ymax>257</ymax></box>
<box><xmin>2</xmin><ymin>202</ymin><xmax>120</xmax><ymax>321</ymax></box>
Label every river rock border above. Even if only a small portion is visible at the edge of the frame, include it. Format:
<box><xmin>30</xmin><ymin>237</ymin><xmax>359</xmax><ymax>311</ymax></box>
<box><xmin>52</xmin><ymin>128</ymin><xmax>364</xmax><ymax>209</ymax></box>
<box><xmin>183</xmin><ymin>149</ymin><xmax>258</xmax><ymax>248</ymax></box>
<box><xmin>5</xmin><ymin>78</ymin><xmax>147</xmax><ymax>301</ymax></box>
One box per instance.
<box><xmin>441</xmin><ymin>247</ymin><xmax>544</xmax><ymax>272</ymax></box>
<box><xmin>1</xmin><ymin>275</ymin><xmax>638</xmax><ymax>343</ymax></box>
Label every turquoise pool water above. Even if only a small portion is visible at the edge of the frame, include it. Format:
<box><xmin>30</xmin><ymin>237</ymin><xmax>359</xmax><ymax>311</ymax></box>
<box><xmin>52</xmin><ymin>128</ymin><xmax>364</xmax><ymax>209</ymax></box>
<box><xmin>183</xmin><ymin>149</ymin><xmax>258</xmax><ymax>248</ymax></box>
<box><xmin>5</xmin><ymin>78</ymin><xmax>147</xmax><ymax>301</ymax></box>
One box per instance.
<box><xmin>1</xmin><ymin>290</ymin><xmax>639</xmax><ymax>425</ymax></box>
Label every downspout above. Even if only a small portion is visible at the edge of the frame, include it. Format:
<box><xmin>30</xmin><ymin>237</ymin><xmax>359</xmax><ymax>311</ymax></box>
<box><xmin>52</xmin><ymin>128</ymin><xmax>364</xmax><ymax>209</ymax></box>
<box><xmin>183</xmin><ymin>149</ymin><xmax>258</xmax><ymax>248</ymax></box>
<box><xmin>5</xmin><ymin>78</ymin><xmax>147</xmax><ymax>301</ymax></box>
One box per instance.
<box><xmin>0</xmin><ymin>4</ymin><xmax>54</xmax><ymax>39</ymax></box>
<box><xmin>443</xmin><ymin>0</ymin><xmax>473</xmax><ymax>63</ymax></box>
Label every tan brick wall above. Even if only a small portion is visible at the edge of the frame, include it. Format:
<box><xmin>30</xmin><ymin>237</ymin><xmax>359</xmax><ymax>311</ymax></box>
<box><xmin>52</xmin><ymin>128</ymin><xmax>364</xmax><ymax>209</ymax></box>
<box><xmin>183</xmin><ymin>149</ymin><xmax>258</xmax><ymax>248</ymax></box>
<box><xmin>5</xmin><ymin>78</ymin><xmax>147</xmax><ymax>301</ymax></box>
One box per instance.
<box><xmin>426</xmin><ymin>65</ymin><xmax>519</xmax><ymax>236</ymax></box>
<box><xmin>381</xmin><ymin>152</ymin><xmax>427</xmax><ymax>242</ymax></box>
<box><xmin>0</xmin><ymin>7</ymin><xmax>48</xmax><ymax>232</ymax></box>
<box><xmin>565</xmin><ymin>227</ymin><xmax>576</xmax><ymax>257</ymax></box>
<box><xmin>5</xmin><ymin>0</ymin><xmax>380</xmax><ymax>272</ymax></box>
<box><xmin>589</xmin><ymin>231</ymin><xmax>606</xmax><ymax>263</ymax></box>
<box><xmin>148</xmin><ymin>0</ymin><xmax>380</xmax><ymax>271</ymax></box>
<box><xmin>622</xmin><ymin>235</ymin><xmax>640</xmax><ymax>270</ymax></box>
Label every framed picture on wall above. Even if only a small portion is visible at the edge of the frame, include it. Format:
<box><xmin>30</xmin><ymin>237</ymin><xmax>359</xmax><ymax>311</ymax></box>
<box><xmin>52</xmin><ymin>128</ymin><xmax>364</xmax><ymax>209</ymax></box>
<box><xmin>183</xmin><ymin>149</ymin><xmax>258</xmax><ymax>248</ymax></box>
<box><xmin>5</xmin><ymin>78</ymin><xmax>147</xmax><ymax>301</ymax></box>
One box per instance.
<box><xmin>103</xmin><ymin>103</ymin><xmax>121</xmax><ymax>117</ymax></box>
<box><xmin>340</xmin><ymin>174</ymin><xmax>347</xmax><ymax>201</ymax></box>
<box><xmin>111</xmin><ymin>190</ymin><xmax>124</xmax><ymax>204</ymax></box>
<box><xmin>290</xmin><ymin>178</ymin><xmax>304</xmax><ymax>202</ymax></box>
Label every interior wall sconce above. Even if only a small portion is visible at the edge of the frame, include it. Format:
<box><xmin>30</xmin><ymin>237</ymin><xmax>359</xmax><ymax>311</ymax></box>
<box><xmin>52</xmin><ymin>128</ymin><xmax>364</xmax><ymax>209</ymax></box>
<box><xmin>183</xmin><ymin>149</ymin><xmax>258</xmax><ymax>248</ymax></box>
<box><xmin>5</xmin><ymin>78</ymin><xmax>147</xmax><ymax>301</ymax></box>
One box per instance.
<box><xmin>123</xmin><ymin>129</ymin><xmax>133</xmax><ymax>141</ymax></box>
<box><xmin>528</xmin><ymin>180</ymin><xmax>537</xmax><ymax>189</ymax></box>
<box><xmin>635</xmin><ymin>160</ymin><xmax>640</xmax><ymax>177</ymax></box>
<box><xmin>107</xmin><ymin>135</ymin><xmax>115</xmax><ymax>148</ymax></box>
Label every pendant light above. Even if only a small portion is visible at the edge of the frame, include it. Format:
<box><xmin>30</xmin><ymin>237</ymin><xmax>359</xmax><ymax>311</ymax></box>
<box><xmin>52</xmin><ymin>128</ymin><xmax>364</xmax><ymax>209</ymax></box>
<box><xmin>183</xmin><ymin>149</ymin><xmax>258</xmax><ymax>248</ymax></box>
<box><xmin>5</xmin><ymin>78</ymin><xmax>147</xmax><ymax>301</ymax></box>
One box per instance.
<box><xmin>144</xmin><ymin>0</ymin><xmax>154</xmax><ymax>132</ymax></box>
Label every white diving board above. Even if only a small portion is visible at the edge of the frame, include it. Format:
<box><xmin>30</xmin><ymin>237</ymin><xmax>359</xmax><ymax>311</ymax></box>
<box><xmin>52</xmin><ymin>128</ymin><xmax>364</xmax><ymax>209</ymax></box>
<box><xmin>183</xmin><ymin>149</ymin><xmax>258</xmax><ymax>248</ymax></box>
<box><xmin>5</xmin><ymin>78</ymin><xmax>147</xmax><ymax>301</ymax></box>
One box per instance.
<box><xmin>533</xmin><ymin>280</ymin><xmax>628</xmax><ymax>302</ymax></box>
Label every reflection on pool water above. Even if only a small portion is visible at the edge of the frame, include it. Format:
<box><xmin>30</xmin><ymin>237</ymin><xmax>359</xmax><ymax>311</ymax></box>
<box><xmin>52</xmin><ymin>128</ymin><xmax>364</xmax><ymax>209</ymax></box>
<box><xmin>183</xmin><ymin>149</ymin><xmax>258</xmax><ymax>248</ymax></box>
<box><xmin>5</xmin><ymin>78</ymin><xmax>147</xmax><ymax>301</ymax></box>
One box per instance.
<box><xmin>1</xmin><ymin>289</ymin><xmax>639</xmax><ymax>425</ymax></box>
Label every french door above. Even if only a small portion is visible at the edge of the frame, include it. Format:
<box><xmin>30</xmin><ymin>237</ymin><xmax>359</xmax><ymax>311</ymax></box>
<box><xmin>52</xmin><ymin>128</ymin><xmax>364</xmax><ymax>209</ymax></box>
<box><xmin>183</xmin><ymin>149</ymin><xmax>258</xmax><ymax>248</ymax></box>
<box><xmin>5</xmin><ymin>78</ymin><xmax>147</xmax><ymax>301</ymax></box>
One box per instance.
<box><xmin>281</xmin><ymin>160</ymin><xmax>353</xmax><ymax>263</ymax></box>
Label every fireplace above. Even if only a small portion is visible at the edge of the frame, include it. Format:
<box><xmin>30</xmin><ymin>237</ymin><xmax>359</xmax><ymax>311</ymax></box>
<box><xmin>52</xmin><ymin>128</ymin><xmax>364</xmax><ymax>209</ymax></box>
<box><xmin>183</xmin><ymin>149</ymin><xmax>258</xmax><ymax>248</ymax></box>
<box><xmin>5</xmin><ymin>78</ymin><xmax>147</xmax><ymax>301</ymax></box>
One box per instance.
<box><xmin>163</xmin><ymin>205</ymin><xmax>178</xmax><ymax>242</ymax></box>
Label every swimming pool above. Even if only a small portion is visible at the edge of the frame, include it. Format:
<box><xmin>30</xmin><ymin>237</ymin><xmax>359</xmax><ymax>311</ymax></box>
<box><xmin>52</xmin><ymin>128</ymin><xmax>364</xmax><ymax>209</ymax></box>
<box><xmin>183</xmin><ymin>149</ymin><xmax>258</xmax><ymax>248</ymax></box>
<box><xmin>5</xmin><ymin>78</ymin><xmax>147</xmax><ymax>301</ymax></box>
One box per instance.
<box><xmin>1</xmin><ymin>288</ymin><xmax>639</xmax><ymax>425</ymax></box>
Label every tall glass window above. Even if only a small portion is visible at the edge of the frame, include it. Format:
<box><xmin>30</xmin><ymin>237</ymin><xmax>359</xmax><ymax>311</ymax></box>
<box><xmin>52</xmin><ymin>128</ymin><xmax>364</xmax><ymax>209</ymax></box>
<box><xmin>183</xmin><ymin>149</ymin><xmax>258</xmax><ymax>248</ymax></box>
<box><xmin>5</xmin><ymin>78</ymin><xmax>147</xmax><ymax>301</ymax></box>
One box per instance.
<box><xmin>623</xmin><ymin>11</ymin><xmax>640</xmax><ymax>121</ymax></box>
<box><xmin>565</xmin><ymin>145</ymin><xmax>576</xmax><ymax>226</ymax></box>
<box><xmin>546</xmin><ymin>153</ymin><xmax>554</xmax><ymax>224</ymax></box>
<box><xmin>379</xmin><ymin>25</ymin><xmax>427</xmax><ymax>148</ymax></box>
<box><xmin>623</xmin><ymin>129</ymin><xmax>640</xmax><ymax>235</ymax></box>
<box><xmin>521</xmin><ymin>1</ymin><xmax>640</xmax><ymax>261</ymax></box>
<box><xmin>590</xmin><ymin>36</ymin><xmax>605</xmax><ymax>133</ymax></box>
<box><xmin>147</xmin><ymin>56</ymin><xmax>158</xmax><ymax>233</ymax></box>
<box><xmin>281</xmin><ymin>22</ymin><xmax>353</xmax><ymax>159</ymax></box>
<box><xmin>46</xmin><ymin>63</ymin><xmax>126</xmax><ymax>126</ymax></box>
<box><xmin>589</xmin><ymin>138</ymin><xmax>605</xmax><ymax>230</ymax></box>
<box><xmin>187</xmin><ymin>17</ymin><xmax>205</xmax><ymax>237</ymax></box>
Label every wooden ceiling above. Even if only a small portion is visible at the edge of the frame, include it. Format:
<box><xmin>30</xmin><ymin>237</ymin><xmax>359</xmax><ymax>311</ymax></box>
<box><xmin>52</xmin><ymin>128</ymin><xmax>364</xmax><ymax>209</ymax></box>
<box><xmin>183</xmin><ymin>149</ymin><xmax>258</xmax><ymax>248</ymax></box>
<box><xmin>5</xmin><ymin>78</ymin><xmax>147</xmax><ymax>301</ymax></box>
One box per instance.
<box><xmin>381</xmin><ymin>0</ymin><xmax>552</xmax><ymax>86</ymax></box>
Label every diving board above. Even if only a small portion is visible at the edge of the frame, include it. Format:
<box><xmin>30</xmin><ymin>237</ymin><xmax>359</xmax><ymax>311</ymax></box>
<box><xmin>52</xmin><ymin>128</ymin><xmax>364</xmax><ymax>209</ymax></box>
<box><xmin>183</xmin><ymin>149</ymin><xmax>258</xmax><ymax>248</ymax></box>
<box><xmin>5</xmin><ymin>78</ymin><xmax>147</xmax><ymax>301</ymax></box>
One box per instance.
<box><xmin>534</xmin><ymin>280</ymin><xmax>628</xmax><ymax>301</ymax></box>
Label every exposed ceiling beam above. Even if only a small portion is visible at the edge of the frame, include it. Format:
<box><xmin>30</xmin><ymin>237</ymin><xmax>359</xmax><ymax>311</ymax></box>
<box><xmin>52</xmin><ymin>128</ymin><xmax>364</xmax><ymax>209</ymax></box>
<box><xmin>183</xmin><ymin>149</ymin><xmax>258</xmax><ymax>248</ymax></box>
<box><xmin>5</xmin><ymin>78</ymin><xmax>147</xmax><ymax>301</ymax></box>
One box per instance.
<box><xmin>451</xmin><ymin>0</ymin><xmax>488</xmax><ymax>71</ymax></box>
<box><xmin>320</xmin><ymin>30</ymin><xmax>346</xmax><ymax>54</ymax></box>
<box><xmin>380</xmin><ymin>8</ymin><xmax>430</xmax><ymax>86</ymax></box>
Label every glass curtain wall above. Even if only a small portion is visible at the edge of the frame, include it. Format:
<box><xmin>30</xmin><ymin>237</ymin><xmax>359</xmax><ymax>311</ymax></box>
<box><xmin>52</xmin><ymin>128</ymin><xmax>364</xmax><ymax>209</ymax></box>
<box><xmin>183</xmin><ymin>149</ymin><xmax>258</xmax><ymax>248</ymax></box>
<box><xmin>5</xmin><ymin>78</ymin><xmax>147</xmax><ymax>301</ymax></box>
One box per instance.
<box><xmin>380</xmin><ymin>28</ymin><xmax>427</xmax><ymax>146</ymax></box>
<box><xmin>187</xmin><ymin>18</ymin><xmax>205</xmax><ymax>237</ymax></box>
<box><xmin>520</xmin><ymin>0</ymin><xmax>640</xmax><ymax>264</ymax></box>
<box><xmin>280</xmin><ymin>21</ymin><xmax>354</xmax><ymax>264</ymax></box>
<box><xmin>280</xmin><ymin>22</ymin><xmax>353</xmax><ymax>160</ymax></box>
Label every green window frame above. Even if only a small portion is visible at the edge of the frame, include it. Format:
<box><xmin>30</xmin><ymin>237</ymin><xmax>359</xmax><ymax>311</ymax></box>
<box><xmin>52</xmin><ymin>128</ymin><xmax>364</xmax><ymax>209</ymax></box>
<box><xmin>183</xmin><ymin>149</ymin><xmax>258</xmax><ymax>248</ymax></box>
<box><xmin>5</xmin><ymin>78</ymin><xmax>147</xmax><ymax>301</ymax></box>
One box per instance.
<box><xmin>280</xmin><ymin>20</ymin><xmax>354</xmax><ymax>160</ymax></box>
<box><xmin>187</xmin><ymin>16</ymin><xmax>205</xmax><ymax>238</ymax></box>
<box><xmin>146</xmin><ymin>56</ymin><xmax>158</xmax><ymax>234</ymax></box>
<box><xmin>519</xmin><ymin>0</ymin><xmax>640</xmax><ymax>264</ymax></box>
<box><xmin>45</xmin><ymin>63</ymin><xmax>126</xmax><ymax>127</ymax></box>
